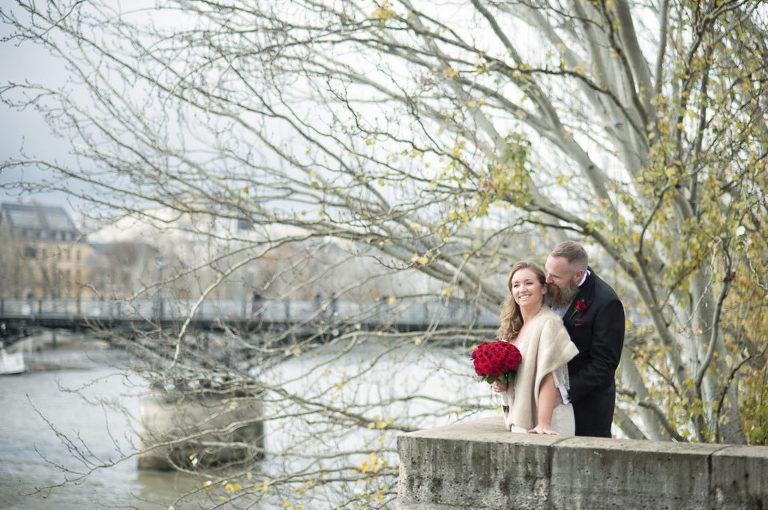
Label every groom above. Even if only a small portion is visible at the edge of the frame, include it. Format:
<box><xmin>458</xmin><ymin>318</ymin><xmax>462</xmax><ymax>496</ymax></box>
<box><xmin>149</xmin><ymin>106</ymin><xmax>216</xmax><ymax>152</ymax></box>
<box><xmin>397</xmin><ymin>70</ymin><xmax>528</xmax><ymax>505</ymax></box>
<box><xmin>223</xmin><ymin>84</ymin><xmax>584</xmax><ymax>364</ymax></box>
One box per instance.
<box><xmin>545</xmin><ymin>241</ymin><xmax>625</xmax><ymax>438</ymax></box>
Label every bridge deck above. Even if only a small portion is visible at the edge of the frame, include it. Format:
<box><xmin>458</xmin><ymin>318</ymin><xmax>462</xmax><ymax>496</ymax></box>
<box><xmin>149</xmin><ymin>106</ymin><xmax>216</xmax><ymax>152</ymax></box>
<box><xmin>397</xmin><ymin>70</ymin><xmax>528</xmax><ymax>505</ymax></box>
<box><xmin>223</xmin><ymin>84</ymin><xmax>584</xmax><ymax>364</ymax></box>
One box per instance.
<box><xmin>0</xmin><ymin>298</ymin><xmax>497</xmax><ymax>337</ymax></box>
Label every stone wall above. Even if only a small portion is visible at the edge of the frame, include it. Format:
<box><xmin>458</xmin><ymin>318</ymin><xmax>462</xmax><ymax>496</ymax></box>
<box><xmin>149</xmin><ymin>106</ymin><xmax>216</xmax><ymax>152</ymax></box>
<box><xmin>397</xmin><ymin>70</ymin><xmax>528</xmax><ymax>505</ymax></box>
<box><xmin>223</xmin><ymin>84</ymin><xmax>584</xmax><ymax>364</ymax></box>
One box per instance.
<box><xmin>396</xmin><ymin>416</ymin><xmax>768</xmax><ymax>509</ymax></box>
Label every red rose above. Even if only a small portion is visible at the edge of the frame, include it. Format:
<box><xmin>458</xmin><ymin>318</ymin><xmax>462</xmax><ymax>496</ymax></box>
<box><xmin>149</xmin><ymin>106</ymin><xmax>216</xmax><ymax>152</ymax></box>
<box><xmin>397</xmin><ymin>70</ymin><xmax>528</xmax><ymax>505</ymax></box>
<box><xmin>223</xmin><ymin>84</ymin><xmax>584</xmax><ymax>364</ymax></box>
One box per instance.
<box><xmin>570</xmin><ymin>299</ymin><xmax>587</xmax><ymax>319</ymax></box>
<box><xmin>470</xmin><ymin>340</ymin><xmax>522</xmax><ymax>385</ymax></box>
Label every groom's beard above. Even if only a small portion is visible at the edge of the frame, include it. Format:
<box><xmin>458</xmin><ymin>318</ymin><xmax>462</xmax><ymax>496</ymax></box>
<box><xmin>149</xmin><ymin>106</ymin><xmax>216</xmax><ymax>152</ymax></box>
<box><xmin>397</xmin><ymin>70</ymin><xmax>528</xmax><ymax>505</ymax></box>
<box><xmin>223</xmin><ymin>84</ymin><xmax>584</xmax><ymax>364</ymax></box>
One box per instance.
<box><xmin>547</xmin><ymin>281</ymin><xmax>579</xmax><ymax>310</ymax></box>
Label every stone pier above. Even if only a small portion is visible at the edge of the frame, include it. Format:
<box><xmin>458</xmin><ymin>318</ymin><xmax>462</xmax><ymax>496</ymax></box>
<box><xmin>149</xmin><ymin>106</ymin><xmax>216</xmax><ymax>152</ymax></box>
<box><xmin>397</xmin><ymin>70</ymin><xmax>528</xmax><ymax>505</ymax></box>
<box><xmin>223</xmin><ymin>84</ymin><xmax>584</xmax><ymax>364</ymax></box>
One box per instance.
<box><xmin>396</xmin><ymin>416</ymin><xmax>768</xmax><ymax>509</ymax></box>
<box><xmin>137</xmin><ymin>389</ymin><xmax>264</xmax><ymax>470</ymax></box>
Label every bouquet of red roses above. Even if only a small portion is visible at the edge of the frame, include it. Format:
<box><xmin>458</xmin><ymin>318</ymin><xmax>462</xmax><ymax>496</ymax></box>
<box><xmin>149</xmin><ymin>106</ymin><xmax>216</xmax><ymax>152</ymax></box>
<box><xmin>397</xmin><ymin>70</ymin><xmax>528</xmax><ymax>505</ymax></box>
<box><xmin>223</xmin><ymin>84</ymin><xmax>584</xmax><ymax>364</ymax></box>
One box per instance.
<box><xmin>471</xmin><ymin>340</ymin><xmax>522</xmax><ymax>386</ymax></box>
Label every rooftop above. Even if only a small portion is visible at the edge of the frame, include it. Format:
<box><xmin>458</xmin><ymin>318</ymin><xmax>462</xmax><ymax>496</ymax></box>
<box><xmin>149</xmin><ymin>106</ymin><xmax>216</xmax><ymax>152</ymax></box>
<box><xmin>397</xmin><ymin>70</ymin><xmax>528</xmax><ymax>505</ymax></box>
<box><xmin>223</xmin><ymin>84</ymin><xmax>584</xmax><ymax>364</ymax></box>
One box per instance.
<box><xmin>0</xmin><ymin>202</ymin><xmax>80</xmax><ymax>241</ymax></box>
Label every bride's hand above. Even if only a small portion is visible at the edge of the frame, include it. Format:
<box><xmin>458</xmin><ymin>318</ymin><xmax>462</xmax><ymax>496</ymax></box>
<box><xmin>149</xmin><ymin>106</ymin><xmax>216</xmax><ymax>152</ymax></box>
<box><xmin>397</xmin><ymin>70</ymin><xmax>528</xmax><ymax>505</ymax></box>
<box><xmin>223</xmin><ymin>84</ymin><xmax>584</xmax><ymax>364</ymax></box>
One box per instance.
<box><xmin>491</xmin><ymin>380</ymin><xmax>507</xmax><ymax>393</ymax></box>
<box><xmin>528</xmin><ymin>424</ymin><xmax>560</xmax><ymax>435</ymax></box>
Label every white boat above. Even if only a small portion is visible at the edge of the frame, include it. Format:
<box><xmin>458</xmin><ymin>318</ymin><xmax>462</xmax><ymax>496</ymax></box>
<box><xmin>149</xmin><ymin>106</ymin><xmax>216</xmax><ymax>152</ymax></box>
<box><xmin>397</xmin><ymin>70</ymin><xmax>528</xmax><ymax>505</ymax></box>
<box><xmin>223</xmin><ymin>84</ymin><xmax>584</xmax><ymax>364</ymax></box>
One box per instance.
<box><xmin>0</xmin><ymin>348</ymin><xmax>25</xmax><ymax>375</ymax></box>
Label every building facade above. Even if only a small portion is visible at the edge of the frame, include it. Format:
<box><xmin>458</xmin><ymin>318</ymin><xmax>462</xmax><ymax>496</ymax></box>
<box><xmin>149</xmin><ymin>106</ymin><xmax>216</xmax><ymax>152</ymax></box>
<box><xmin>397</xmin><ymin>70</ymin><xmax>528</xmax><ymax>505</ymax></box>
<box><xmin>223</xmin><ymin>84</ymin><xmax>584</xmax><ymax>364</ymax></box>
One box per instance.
<box><xmin>0</xmin><ymin>202</ymin><xmax>91</xmax><ymax>299</ymax></box>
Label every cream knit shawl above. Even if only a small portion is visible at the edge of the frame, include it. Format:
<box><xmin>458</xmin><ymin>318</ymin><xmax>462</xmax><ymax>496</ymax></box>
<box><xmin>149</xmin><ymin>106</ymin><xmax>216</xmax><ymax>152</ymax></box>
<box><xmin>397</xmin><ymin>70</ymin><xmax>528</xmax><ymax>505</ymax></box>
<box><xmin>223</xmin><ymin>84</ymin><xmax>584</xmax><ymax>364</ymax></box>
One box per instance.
<box><xmin>502</xmin><ymin>306</ymin><xmax>579</xmax><ymax>431</ymax></box>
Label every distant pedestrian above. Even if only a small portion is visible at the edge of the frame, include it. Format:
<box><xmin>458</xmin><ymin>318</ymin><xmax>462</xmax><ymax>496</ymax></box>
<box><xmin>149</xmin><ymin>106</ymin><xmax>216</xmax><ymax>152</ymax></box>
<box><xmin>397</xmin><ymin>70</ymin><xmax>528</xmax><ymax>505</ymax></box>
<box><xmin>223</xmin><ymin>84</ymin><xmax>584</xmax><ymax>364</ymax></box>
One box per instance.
<box><xmin>329</xmin><ymin>292</ymin><xmax>338</xmax><ymax>318</ymax></box>
<box><xmin>251</xmin><ymin>292</ymin><xmax>264</xmax><ymax>314</ymax></box>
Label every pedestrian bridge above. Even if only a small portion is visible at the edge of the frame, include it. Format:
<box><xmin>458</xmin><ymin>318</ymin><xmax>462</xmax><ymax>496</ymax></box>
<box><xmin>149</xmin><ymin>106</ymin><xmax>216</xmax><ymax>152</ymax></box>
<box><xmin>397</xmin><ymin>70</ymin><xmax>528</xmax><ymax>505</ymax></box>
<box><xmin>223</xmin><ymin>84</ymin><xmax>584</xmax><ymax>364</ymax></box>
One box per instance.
<box><xmin>0</xmin><ymin>297</ymin><xmax>497</xmax><ymax>338</ymax></box>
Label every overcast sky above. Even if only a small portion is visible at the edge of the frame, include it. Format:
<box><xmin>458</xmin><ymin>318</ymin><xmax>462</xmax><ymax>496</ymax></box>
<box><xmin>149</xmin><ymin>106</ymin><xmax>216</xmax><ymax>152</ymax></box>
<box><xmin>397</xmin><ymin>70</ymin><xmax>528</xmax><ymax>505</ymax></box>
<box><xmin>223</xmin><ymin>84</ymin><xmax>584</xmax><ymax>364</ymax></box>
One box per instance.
<box><xmin>0</xmin><ymin>20</ymin><xmax>79</xmax><ymax>216</ymax></box>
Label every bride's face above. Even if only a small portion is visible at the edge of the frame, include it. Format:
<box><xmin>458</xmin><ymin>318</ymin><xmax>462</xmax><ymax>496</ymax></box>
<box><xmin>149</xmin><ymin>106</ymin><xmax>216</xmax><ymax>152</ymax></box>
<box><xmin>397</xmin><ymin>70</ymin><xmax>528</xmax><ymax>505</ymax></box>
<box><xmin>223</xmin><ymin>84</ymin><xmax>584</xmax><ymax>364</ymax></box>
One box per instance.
<box><xmin>510</xmin><ymin>268</ymin><xmax>547</xmax><ymax>311</ymax></box>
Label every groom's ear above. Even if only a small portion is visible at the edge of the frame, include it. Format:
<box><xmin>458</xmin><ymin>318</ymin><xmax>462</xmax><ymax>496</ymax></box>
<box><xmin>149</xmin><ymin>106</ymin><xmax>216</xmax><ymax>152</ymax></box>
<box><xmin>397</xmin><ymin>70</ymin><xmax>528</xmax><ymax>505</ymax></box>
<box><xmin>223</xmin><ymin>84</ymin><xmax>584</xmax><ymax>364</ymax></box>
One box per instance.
<box><xmin>574</xmin><ymin>269</ymin><xmax>585</xmax><ymax>282</ymax></box>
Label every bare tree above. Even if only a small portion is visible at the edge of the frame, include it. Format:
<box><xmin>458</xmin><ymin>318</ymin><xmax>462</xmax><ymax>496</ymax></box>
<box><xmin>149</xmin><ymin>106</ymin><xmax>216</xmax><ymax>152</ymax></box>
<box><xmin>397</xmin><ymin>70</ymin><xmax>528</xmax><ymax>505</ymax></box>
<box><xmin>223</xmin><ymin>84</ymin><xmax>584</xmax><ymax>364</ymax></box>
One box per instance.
<box><xmin>2</xmin><ymin>0</ymin><xmax>768</xmax><ymax>507</ymax></box>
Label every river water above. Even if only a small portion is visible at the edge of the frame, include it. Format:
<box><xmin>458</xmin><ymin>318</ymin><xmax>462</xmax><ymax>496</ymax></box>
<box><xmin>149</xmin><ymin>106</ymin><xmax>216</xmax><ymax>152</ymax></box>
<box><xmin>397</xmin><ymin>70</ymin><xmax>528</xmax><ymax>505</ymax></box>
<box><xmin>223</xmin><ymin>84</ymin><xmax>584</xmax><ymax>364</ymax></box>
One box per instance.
<box><xmin>0</xmin><ymin>356</ymin><xmax>202</xmax><ymax>509</ymax></box>
<box><xmin>0</xmin><ymin>333</ymin><xmax>491</xmax><ymax>509</ymax></box>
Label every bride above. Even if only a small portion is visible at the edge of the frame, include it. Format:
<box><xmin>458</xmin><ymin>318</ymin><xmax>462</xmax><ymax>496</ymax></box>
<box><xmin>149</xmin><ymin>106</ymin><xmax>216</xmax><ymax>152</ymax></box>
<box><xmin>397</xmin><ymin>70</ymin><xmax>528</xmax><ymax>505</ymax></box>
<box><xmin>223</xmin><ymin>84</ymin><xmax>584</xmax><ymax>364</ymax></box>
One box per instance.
<box><xmin>492</xmin><ymin>261</ymin><xmax>579</xmax><ymax>435</ymax></box>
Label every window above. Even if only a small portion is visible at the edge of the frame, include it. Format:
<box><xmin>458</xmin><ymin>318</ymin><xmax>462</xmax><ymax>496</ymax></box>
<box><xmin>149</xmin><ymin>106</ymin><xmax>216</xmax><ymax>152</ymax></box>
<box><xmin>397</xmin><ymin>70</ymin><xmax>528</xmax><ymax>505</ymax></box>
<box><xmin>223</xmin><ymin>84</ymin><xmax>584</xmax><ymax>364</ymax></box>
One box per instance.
<box><xmin>24</xmin><ymin>246</ymin><xmax>37</xmax><ymax>259</ymax></box>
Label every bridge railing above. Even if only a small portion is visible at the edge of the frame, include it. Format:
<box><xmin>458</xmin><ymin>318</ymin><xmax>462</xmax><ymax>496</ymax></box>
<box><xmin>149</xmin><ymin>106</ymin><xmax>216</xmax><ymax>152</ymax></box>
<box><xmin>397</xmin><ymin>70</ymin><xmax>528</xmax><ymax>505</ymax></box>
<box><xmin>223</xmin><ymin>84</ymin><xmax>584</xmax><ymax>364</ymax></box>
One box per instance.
<box><xmin>0</xmin><ymin>297</ymin><xmax>499</xmax><ymax>328</ymax></box>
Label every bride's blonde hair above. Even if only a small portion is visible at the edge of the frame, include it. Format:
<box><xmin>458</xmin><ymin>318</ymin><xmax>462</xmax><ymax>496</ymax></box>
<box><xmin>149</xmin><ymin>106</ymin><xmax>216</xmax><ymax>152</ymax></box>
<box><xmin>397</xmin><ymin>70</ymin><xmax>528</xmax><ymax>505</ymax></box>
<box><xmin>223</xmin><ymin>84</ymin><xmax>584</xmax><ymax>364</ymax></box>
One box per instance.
<box><xmin>497</xmin><ymin>261</ymin><xmax>547</xmax><ymax>342</ymax></box>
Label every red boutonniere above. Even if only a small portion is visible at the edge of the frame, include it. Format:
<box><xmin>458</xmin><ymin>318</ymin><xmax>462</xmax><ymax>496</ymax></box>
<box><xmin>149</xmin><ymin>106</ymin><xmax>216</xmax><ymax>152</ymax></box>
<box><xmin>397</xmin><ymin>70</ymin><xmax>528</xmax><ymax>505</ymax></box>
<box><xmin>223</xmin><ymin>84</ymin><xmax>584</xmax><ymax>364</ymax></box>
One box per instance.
<box><xmin>570</xmin><ymin>299</ymin><xmax>587</xmax><ymax>319</ymax></box>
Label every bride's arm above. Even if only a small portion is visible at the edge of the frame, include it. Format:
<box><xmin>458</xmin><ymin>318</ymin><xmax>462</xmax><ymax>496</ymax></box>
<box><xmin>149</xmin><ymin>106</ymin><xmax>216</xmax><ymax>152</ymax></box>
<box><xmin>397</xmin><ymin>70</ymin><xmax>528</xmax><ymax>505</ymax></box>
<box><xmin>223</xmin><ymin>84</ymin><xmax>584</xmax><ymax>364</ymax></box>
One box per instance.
<box><xmin>529</xmin><ymin>372</ymin><xmax>562</xmax><ymax>435</ymax></box>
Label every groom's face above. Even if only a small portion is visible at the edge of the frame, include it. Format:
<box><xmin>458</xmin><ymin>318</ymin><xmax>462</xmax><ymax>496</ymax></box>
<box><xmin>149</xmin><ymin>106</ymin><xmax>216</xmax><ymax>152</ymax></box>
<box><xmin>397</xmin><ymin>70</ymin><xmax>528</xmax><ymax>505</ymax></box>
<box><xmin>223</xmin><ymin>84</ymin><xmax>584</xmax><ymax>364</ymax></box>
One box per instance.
<box><xmin>545</xmin><ymin>255</ymin><xmax>581</xmax><ymax>308</ymax></box>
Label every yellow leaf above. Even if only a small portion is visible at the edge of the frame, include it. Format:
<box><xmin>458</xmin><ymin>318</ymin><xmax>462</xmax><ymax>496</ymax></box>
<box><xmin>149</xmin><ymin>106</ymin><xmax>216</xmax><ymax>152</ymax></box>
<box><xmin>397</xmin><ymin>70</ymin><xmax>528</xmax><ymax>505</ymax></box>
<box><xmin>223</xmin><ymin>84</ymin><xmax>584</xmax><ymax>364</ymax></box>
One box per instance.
<box><xmin>443</xmin><ymin>67</ymin><xmax>459</xmax><ymax>79</ymax></box>
<box><xmin>371</xmin><ymin>6</ymin><xmax>396</xmax><ymax>20</ymax></box>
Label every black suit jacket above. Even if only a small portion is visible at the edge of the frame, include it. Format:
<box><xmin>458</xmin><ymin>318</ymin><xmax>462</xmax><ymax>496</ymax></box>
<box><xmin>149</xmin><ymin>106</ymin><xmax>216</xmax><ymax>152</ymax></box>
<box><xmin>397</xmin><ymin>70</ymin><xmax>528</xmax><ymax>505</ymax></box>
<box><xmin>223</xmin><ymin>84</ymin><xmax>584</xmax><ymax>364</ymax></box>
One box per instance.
<box><xmin>563</xmin><ymin>268</ymin><xmax>625</xmax><ymax>437</ymax></box>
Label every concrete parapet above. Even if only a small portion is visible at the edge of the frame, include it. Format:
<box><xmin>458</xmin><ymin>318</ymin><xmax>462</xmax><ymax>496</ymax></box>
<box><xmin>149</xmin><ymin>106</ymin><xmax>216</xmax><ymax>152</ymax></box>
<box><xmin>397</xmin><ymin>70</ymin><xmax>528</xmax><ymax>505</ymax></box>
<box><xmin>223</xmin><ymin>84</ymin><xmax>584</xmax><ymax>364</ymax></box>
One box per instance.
<box><xmin>711</xmin><ymin>445</ymin><xmax>768</xmax><ymax>509</ymax></box>
<box><xmin>396</xmin><ymin>416</ymin><xmax>768</xmax><ymax>509</ymax></box>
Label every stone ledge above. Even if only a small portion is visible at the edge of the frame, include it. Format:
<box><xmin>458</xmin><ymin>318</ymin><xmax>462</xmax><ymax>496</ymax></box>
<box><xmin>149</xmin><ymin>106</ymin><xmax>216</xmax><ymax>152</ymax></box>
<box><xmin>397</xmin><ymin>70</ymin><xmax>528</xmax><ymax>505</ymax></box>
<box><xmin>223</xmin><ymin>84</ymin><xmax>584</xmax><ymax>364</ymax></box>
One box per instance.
<box><xmin>396</xmin><ymin>416</ymin><xmax>768</xmax><ymax>510</ymax></box>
